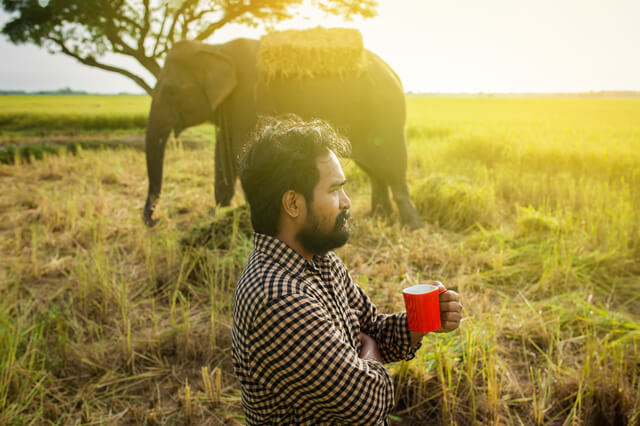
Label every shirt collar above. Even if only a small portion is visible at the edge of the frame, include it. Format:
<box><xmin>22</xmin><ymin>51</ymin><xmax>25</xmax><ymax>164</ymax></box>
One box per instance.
<box><xmin>253</xmin><ymin>232</ymin><xmax>327</xmax><ymax>276</ymax></box>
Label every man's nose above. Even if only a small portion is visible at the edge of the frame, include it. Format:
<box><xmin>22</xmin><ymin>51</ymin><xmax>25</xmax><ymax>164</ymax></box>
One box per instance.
<box><xmin>340</xmin><ymin>190</ymin><xmax>351</xmax><ymax>210</ymax></box>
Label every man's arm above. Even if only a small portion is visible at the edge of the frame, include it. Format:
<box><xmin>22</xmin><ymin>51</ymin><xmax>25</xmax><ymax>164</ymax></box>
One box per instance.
<box><xmin>251</xmin><ymin>293</ymin><xmax>394</xmax><ymax>424</ymax></box>
<box><xmin>342</xmin><ymin>268</ymin><xmax>462</xmax><ymax>362</ymax></box>
<box><xmin>344</xmin><ymin>274</ymin><xmax>421</xmax><ymax>363</ymax></box>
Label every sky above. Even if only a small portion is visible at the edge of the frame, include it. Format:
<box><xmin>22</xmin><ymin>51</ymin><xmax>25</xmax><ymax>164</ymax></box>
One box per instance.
<box><xmin>1</xmin><ymin>0</ymin><xmax>639</xmax><ymax>94</ymax></box>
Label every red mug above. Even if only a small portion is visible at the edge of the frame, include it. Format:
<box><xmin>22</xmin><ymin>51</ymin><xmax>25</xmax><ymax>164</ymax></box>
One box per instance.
<box><xmin>402</xmin><ymin>282</ymin><xmax>447</xmax><ymax>333</ymax></box>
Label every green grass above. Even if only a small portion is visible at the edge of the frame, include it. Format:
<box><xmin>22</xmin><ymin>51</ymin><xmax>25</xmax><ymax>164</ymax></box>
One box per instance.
<box><xmin>0</xmin><ymin>95</ymin><xmax>216</xmax><ymax>164</ymax></box>
<box><xmin>0</xmin><ymin>95</ymin><xmax>149</xmax><ymax>115</ymax></box>
<box><xmin>0</xmin><ymin>95</ymin><xmax>150</xmax><ymax>133</ymax></box>
<box><xmin>0</xmin><ymin>96</ymin><xmax>639</xmax><ymax>424</ymax></box>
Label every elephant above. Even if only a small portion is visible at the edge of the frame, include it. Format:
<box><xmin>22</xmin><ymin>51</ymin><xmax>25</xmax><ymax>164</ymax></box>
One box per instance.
<box><xmin>143</xmin><ymin>37</ymin><xmax>422</xmax><ymax>229</ymax></box>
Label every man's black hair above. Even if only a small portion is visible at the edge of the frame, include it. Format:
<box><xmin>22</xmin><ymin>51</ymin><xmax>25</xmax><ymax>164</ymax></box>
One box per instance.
<box><xmin>240</xmin><ymin>115</ymin><xmax>351</xmax><ymax>236</ymax></box>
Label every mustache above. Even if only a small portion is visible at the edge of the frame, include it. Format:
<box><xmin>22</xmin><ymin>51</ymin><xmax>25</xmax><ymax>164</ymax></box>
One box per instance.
<box><xmin>334</xmin><ymin>209</ymin><xmax>351</xmax><ymax>230</ymax></box>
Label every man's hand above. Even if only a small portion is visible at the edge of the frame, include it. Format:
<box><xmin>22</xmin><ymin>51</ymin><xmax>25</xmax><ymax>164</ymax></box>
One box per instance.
<box><xmin>359</xmin><ymin>332</ymin><xmax>383</xmax><ymax>363</ymax></box>
<box><xmin>409</xmin><ymin>285</ymin><xmax>462</xmax><ymax>347</ymax></box>
<box><xmin>434</xmin><ymin>289</ymin><xmax>462</xmax><ymax>333</ymax></box>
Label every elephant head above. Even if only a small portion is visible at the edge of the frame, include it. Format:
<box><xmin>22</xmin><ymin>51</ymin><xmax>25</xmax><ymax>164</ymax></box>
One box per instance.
<box><xmin>143</xmin><ymin>41</ymin><xmax>237</xmax><ymax>226</ymax></box>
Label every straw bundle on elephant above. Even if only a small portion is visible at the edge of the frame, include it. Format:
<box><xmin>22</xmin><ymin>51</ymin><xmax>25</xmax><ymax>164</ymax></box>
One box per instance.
<box><xmin>258</xmin><ymin>27</ymin><xmax>366</xmax><ymax>80</ymax></box>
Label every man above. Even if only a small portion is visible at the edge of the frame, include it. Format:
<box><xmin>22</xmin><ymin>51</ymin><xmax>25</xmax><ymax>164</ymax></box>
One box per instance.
<box><xmin>232</xmin><ymin>116</ymin><xmax>462</xmax><ymax>425</ymax></box>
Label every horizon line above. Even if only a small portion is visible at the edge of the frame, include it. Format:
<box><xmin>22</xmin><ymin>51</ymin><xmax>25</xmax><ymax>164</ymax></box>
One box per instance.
<box><xmin>2</xmin><ymin>89</ymin><xmax>640</xmax><ymax>97</ymax></box>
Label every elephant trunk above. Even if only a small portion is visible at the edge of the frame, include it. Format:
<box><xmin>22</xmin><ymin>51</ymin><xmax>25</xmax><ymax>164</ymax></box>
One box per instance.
<box><xmin>144</xmin><ymin>99</ymin><xmax>172</xmax><ymax>227</ymax></box>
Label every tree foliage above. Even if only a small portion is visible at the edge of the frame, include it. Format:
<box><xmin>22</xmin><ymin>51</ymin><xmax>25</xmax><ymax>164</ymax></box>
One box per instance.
<box><xmin>2</xmin><ymin>0</ymin><xmax>377</xmax><ymax>93</ymax></box>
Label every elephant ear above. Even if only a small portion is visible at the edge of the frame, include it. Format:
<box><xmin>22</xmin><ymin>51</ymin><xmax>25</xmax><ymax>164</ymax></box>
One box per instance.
<box><xmin>200</xmin><ymin>46</ymin><xmax>237</xmax><ymax>112</ymax></box>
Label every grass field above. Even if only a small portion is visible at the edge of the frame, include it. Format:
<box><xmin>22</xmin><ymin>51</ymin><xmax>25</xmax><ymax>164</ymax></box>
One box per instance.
<box><xmin>0</xmin><ymin>95</ymin><xmax>150</xmax><ymax>132</ymax></box>
<box><xmin>1</xmin><ymin>95</ymin><xmax>639</xmax><ymax>424</ymax></box>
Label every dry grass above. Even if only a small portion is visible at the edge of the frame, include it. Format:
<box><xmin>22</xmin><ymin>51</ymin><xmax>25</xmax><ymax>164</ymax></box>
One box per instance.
<box><xmin>0</xmin><ymin>139</ymin><xmax>245</xmax><ymax>424</ymax></box>
<box><xmin>1</xmin><ymin>96</ymin><xmax>639</xmax><ymax>424</ymax></box>
<box><xmin>258</xmin><ymin>27</ymin><xmax>365</xmax><ymax>80</ymax></box>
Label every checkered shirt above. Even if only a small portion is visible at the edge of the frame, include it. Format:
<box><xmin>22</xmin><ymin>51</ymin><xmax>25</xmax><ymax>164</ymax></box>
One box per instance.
<box><xmin>232</xmin><ymin>233</ymin><xmax>421</xmax><ymax>425</ymax></box>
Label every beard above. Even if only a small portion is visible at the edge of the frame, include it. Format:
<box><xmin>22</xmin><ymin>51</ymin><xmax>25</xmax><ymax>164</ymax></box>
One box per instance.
<box><xmin>297</xmin><ymin>208</ymin><xmax>351</xmax><ymax>256</ymax></box>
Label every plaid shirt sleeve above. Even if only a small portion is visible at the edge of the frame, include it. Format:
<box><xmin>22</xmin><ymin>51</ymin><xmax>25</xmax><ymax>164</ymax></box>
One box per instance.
<box><xmin>250</xmin><ymin>292</ymin><xmax>395</xmax><ymax>424</ymax></box>
<box><xmin>337</xmin><ymin>259</ymin><xmax>422</xmax><ymax>364</ymax></box>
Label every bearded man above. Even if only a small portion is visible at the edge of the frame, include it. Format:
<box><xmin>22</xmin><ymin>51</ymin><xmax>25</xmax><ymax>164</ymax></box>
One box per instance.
<box><xmin>232</xmin><ymin>116</ymin><xmax>462</xmax><ymax>425</ymax></box>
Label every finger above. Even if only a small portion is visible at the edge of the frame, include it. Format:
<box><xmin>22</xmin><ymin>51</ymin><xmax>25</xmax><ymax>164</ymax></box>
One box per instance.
<box><xmin>441</xmin><ymin>311</ymin><xmax>462</xmax><ymax>322</ymax></box>
<box><xmin>439</xmin><ymin>290</ymin><xmax>459</xmax><ymax>302</ymax></box>
<box><xmin>439</xmin><ymin>301</ymin><xmax>462</xmax><ymax>312</ymax></box>
<box><xmin>440</xmin><ymin>320</ymin><xmax>461</xmax><ymax>331</ymax></box>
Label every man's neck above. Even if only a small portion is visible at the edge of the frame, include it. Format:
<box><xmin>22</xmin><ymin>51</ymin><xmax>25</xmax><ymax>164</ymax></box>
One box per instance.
<box><xmin>274</xmin><ymin>230</ymin><xmax>314</xmax><ymax>261</ymax></box>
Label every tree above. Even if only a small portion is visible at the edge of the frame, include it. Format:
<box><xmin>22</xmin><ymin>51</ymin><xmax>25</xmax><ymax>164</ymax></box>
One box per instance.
<box><xmin>2</xmin><ymin>0</ymin><xmax>377</xmax><ymax>94</ymax></box>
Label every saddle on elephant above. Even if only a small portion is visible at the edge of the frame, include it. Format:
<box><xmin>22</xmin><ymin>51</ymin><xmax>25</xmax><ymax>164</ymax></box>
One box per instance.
<box><xmin>258</xmin><ymin>27</ymin><xmax>366</xmax><ymax>80</ymax></box>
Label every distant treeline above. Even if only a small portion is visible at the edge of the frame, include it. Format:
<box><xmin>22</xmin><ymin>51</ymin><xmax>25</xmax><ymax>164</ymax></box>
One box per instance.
<box><xmin>3</xmin><ymin>89</ymin><xmax>640</xmax><ymax>98</ymax></box>
<box><xmin>407</xmin><ymin>90</ymin><xmax>640</xmax><ymax>98</ymax></box>
<box><xmin>0</xmin><ymin>88</ymin><xmax>143</xmax><ymax>96</ymax></box>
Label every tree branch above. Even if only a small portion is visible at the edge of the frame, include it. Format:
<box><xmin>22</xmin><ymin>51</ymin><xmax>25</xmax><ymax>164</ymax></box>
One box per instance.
<box><xmin>113</xmin><ymin>2</ymin><xmax>144</xmax><ymax>34</ymax></box>
<box><xmin>116</xmin><ymin>14</ymin><xmax>143</xmax><ymax>33</ymax></box>
<box><xmin>195</xmin><ymin>5</ymin><xmax>251</xmax><ymax>41</ymax></box>
<box><xmin>101</xmin><ymin>18</ymin><xmax>160</xmax><ymax>77</ymax></box>
<box><xmin>48</xmin><ymin>37</ymin><xmax>153</xmax><ymax>94</ymax></box>
<box><xmin>184</xmin><ymin>7</ymin><xmax>221</xmax><ymax>26</ymax></box>
<box><xmin>104</xmin><ymin>20</ymin><xmax>138</xmax><ymax>57</ymax></box>
<box><xmin>166</xmin><ymin>0</ymin><xmax>198</xmax><ymax>44</ymax></box>
<box><xmin>152</xmin><ymin>4</ymin><xmax>170</xmax><ymax>57</ymax></box>
<box><xmin>139</xmin><ymin>0</ymin><xmax>151</xmax><ymax>53</ymax></box>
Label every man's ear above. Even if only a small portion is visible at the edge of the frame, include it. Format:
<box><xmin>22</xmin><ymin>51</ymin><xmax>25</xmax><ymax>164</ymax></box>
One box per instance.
<box><xmin>281</xmin><ymin>190</ymin><xmax>302</xmax><ymax>219</ymax></box>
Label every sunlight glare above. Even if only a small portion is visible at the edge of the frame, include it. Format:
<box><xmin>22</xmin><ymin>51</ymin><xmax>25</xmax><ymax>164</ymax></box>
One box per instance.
<box><xmin>279</xmin><ymin>0</ymin><xmax>360</xmax><ymax>31</ymax></box>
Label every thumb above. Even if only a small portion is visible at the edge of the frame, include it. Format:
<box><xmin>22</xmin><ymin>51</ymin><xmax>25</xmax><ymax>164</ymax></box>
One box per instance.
<box><xmin>433</xmin><ymin>281</ymin><xmax>447</xmax><ymax>293</ymax></box>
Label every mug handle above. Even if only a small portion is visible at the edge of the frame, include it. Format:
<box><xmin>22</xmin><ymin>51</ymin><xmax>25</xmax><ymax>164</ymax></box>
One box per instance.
<box><xmin>433</xmin><ymin>281</ymin><xmax>448</xmax><ymax>294</ymax></box>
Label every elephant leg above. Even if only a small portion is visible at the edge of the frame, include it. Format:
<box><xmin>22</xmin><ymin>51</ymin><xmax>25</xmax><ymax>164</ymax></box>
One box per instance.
<box><xmin>214</xmin><ymin>131</ymin><xmax>236</xmax><ymax>206</ymax></box>
<box><xmin>354</xmin><ymin>129</ymin><xmax>422</xmax><ymax>229</ymax></box>
<box><xmin>389</xmin><ymin>178</ymin><xmax>422</xmax><ymax>230</ymax></box>
<box><xmin>214</xmin><ymin>167</ymin><xmax>235</xmax><ymax>206</ymax></box>
<box><xmin>369</xmin><ymin>175</ymin><xmax>393</xmax><ymax>218</ymax></box>
<box><xmin>370</xmin><ymin>129</ymin><xmax>422</xmax><ymax>229</ymax></box>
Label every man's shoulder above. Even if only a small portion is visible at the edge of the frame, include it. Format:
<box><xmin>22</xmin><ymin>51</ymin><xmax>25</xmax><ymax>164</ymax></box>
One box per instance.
<box><xmin>236</xmin><ymin>249</ymin><xmax>311</xmax><ymax>303</ymax></box>
<box><xmin>324</xmin><ymin>251</ymin><xmax>349</xmax><ymax>278</ymax></box>
<box><xmin>325</xmin><ymin>251</ymin><xmax>346</xmax><ymax>268</ymax></box>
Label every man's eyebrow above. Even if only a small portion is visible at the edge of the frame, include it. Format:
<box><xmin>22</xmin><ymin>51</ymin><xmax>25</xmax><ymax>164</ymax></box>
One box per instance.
<box><xmin>330</xmin><ymin>179</ymin><xmax>347</xmax><ymax>188</ymax></box>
